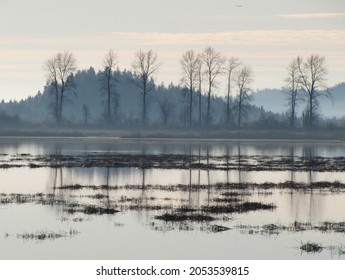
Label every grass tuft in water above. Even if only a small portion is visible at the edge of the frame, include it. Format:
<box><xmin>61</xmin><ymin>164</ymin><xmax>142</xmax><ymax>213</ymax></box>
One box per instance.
<box><xmin>16</xmin><ymin>228</ymin><xmax>79</xmax><ymax>241</ymax></box>
<box><xmin>67</xmin><ymin>205</ymin><xmax>120</xmax><ymax>215</ymax></box>
<box><xmin>300</xmin><ymin>242</ymin><xmax>323</xmax><ymax>253</ymax></box>
<box><xmin>155</xmin><ymin>213</ymin><xmax>215</xmax><ymax>222</ymax></box>
<box><xmin>203</xmin><ymin>202</ymin><xmax>275</xmax><ymax>214</ymax></box>
<box><xmin>210</xmin><ymin>224</ymin><xmax>231</xmax><ymax>233</ymax></box>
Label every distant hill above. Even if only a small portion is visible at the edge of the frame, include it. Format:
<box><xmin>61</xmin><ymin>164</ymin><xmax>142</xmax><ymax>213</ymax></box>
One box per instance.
<box><xmin>0</xmin><ymin>67</ymin><xmax>342</xmax><ymax>127</ymax></box>
<box><xmin>0</xmin><ymin>68</ymin><xmax>247</xmax><ymax>126</ymax></box>
<box><xmin>252</xmin><ymin>83</ymin><xmax>345</xmax><ymax>118</ymax></box>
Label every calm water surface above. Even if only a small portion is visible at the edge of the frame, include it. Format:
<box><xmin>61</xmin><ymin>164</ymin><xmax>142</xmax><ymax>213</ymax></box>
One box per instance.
<box><xmin>0</xmin><ymin>137</ymin><xmax>344</xmax><ymax>259</ymax></box>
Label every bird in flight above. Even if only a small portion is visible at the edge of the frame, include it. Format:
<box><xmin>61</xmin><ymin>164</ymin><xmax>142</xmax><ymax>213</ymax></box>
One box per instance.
<box><xmin>236</xmin><ymin>4</ymin><xmax>242</xmax><ymax>7</ymax></box>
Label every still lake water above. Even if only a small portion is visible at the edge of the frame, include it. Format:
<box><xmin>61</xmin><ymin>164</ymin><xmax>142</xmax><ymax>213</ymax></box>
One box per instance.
<box><xmin>0</xmin><ymin>137</ymin><xmax>345</xmax><ymax>260</ymax></box>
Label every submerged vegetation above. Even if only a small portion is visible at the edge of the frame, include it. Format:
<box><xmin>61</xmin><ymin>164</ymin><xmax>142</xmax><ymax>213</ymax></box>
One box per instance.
<box><xmin>155</xmin><ymin>213</ymin><xmax>215</xmax><ymax>222</ymax></box>
<box><xmin>10</xmin><ymin>228</ymin><xmax>80</xmax><ymax>241</ymax></box>
<box><xmin>202</xmin><ymin>202</ymin><xmax>275</xmax><ymax>214</ymax></box>
<box><xmin>236</xmin><ymin>221</ymin><xmax>345</xmax><ymax>235</ymax></box>
<box><xmin>3</xmin><ymin>152</ymin><xmax>345</xmax><ymax>172</ymax></box>
<box><xmin>300</xmin><ymin>242</ymin><xmax>323</xmax><ymax>253</ymax></box>
<box><xmin>65</xmin><ymin>205</ymin><xmax>120</xmax><ymax>215</ymax></box>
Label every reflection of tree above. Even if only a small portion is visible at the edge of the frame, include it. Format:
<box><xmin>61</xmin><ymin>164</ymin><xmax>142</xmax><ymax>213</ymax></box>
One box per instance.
<box><xmin>291</xmin><ymin>145</ymin><xmax>323</xmax><ymax>223</ymax></box>
<box><xmin>104</xmin><ymin>166</ymin><xmax>111</xmax><ymax>208</ymax></box>
<box><xmin>101</xmin><ymin>145</ymin><xmax>112</xmax><ymax>208</ymax></box>
<box><xmin>197</xmin><ymin>145</ymin><xmax>201</xmax><ymax>207</ymax></box>
<box><xmin>185</xmin><ymin>144</ymin><xmax>204</xmax><ymax>209</ymax></box>
<box><xmin>304</xmin><ymin>145</ymin><xmax>316</xmax><ymax>221</ymax></box>
<box><xmin>188</xmin><ymin>145</ymin><xmax>192</xmax><ymax>205</ymax></box>
<box><xmin>9</xmin><ymin>142</ymin><xmax>20</xmax><ymax>155</ymax></box>
<box><xmin>141</xmin><ymin>168</ymin><xmax>146</xmax><ymax>190</ymax></box>
<box><xmin>206</xmin><ymin>145</ymin><xmax>211</xmax><ymax>206</ymax></box>
<box><xmin>198</xmin><ymin>145</ymin><xmax>201</xmax><ymax>186</ymax></box>
<box><xmin>49</xmin><ymin>145</ymin><xmax>64</xmax><ymax>205</ymax></box>
<box><xmin>303</xmin><ymin>145</ymin><xmax>315</xmax><ymax>186</ymax></box>
<box><xmin>226</xmin><ymin>145</ymin><xmax>230</xmax><ymax>185</ymax></box>
<box><xmin>237</xmin><ymin>144</ymin><xmax>242</xmax><ymax>184</ymax></box>
<box><xmin>140</xmin><ymin>145</ymin><xmax>147</xmax><ymax>208</ymax></box>
<box><xmin>289</xmin><ymin>146</ymin><xmax>296</xmax><ymax>187</ymax></box>
<box><xmin>288</xmin><ymin>145</ymin><xmax>299</xmax><ymax>221</ymax></box>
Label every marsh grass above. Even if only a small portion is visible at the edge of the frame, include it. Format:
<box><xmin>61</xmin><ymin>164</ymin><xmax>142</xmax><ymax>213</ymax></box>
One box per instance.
<box><xmin>150</xmin><ymin>221</ymin><xmax>194</xmax><ymax>232</ymax></box>
<box><xmin>314</xmin><ymin>221</ymin><xmax>345</xmax><ymax>233</ymax></box>
<box><xmin>151</xmin><ymin>221</ymin><xmax>231</xmax><ymax>234</ymax></box>
<box><xmin>203</xmin><ymin>202</ymin><xmax>275</xmax><ymax>214</ymax></box>
<box><xmin>175</xmin><ymin>206</ymin><xmax>198</xmax><ymax>213</ymax></box>
<box><xmin>3</xmin><ymin>153</ymin><xmax>345</xmax><ymax>173</ymax></box>
<box><xmin>220</xmin><ymin>191</ymin><xmax>251</xmax><ymax>197</ymax></box>
<box><xmin>300</xmin><ymin>242</ymin><xmax>323</xmax><ymax>253</ymax></box>
<box><xmin>210</xmin><ymin>224</ymin><xmax>231</xmax><ymax>233</ymax></box>
<box><xmin>54</xmin><ymin>181</ymin><xmax>345</xmax><ymax>193</ymax></box>
<box><xmin>86</xmin><ymin>194</ymin><xmax>109</xmax><ymax>200</ymax></box>
<box><xmin>66</xmin><ymin>204</ymin><xmax>119</xmax><ymax>215</ymax></box>
<box><xmin>16</xmin><ymin>228</ymin><xmax>79</xmax><ymax>241</ymax></box>
<box><xmin>212</xmin><ymin>197</ymin><xmax>241</xmax><ymax>203</ymax></box>
<box><xmin>155</xmin><ymin>212</ymin><xmax>215</xmax><ymax>222</ymax></box>
<box><xmin>236</xmin><ymin>221</ymin><xmax>345</xmax><ymax>235</ymax></box>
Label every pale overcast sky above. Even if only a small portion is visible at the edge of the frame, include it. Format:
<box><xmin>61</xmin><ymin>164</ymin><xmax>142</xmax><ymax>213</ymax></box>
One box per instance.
<box><xmin>0</xmin><ymin>0</ymin><xmax>344</xmax><ymax>100</ymax></box>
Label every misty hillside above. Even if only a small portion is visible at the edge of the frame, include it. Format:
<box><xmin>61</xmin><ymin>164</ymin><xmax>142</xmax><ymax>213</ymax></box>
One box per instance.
<box><xmin>0</xmin><ymin>67</ymin><xmax>269</xmax><ymax>127</ymax></box>
<box><xmin>253</xmin><ymin>83</ymin><xmax>345</xmax><ymax>118</ymax></box>
<box><xmin>0</xmin><ymin>67</ymin><xmax>343</xmax><ymax>128</ymax></box>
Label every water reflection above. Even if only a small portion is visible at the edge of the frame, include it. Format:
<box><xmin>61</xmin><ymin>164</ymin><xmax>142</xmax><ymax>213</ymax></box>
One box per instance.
<box><xmin>31</xmin><ymin>142</ymin><xmax>343</xmax><ymax>225</ymax></box>
<box><xmin>1</xmin><ymin>138</ymin><xmax>345</xmax><ymax>260</ymax></box>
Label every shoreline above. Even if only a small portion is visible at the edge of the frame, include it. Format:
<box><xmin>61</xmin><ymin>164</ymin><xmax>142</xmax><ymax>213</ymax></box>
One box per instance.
<box><xmin>0</xmin><ymin>128</ymin><xmax>344</xmax><ymax>142</ymax></box>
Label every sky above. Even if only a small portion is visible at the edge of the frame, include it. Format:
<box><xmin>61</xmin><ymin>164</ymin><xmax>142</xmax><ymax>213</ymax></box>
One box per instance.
<box><xmin>0</xmin><ymin>0</ymin><xmax>344</xmax><ymax>101</ymax></box>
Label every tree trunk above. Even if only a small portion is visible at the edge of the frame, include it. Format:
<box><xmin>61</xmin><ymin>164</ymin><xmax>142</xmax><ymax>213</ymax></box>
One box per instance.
<box><xmin>227</xmin><ymin>93</ymin><xmax>230</xmax><ymax>127</ymax></box>
<box><xmin>198</xmin><ymin>80</ymin><xmax>202</xmax><ymax>128</ymax></box>
<box><xmin>107</xmin><ymin>76</ymin><xmax>111</xmax><ymax>123</ymax></box>
<box><xmin>227</xmin><ymin>74</ymin><xmax>231</xmax><ymax>127</ymax></box>
<box><xmin>238</xmin><ymin>93</ymin><xmax>242</xmax><ymax>128</ymax></box>
<box><xmin>309</xmin><ymin>93</ymin><xmax>313</xmax><ymax>127</ymax></box>
<box><xmin>59</xmin><ymin>90</ymin><xmax>64</xmax><ymax>124</ymax></box>
<box><xmin>291</xmin><ymin>92</ymin><xmax>295</xmax><ymax>127</ymax></box>
<box><xmin>207</xmin><ymin>87</ymin><xmax>211</xmax><ymax>127</ymax></box>
<box><xmin>143</xmin><ymin>83</ymin><xmax>147</xmax><ymax>126</ymax></box>
<box><xmin>189</xmin><ymin>87</ymin><xmax>193</xmax><ymax>127</ymax></box>
<box><xmin>54</xmin><ymin>82</ymin><xmax>59</xmax><ymax>123</ymax></box>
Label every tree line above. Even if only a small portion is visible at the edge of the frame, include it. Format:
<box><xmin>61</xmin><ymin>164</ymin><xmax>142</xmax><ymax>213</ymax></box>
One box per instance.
<box><xmin>44</xmin><ymin>47</ymin><xmax>329</xmax><ymax>128</ymax></box>
<box><xmin>284</xmin><ymin>55</ymin><xmax>330</xmax><ymax>128</ymax></box>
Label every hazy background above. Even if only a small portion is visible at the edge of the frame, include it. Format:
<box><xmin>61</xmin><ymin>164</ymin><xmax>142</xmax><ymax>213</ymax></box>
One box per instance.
<box><xmin>0</xmin><ymin>0</ymin><xmax>344</xmax><ymax>101</ymax></box>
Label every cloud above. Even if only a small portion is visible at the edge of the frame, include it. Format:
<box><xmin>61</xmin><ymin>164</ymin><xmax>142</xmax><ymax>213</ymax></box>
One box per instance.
<box><xmin>1</xmin><ymin>30</ymin><xmax>345</xmax><ymax>100</ymax></box>
<box><xmin>279</xmin><ymin>13</ymin><xmax>345</xmax><ymax>19</ymax></box>
<box><xmin>103</xmin><ymin>30</ymin><xmax>345</xmax><ymax>49</ymax></box>
<box><xmin>2</xmin><ymin>30</ymin><xmax>345</xmax><ymax>52</ymax></box>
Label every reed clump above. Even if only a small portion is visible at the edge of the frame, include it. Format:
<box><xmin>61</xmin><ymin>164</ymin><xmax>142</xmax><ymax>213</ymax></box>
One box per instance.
<box><xmin>300</xmin><ymin>242</ymin><xmax>323</xmax><ymax>253</ymax></box>
<box><xmin>155</xmin><ymin>213</ymin><xmax>215</xmax><ymax>222</ymax></box>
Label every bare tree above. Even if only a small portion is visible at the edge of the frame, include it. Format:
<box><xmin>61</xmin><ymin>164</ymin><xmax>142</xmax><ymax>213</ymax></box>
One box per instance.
<box><xmin>180</xmin><ymin>50</ymin><xmax>200</xmax><ymax>127</ymax></box>
<box><xmin>100</xmin><ymin>49</ymin><xmax>118</xmax><ymax>124</ymax></box>
<box><xmin>196</xmin><ymin>56</ymin><xmax>203</xmax><ymax>127</ymax></box>
<box><xmin>225</xmin><ymin>57</ymin><xmax>241</xmax><ymax>127</ymax></box>
<box><xmin>132</xmin><ymin>50</ymin><xmax>160</xmax><ymax>126</ymax></box>
<box><xmin>202</xmin><ymin>47</ymin><xmax>225</xmax><ymax>126</ymax></box>
<box><xmin>284</xmin><ymin>57</ymin><xmax>301</xmax><ymax>127</ymax></box>
<box><xmin>234</xmin><ymin>66</ymin><xmax>254</xmax><ymax>128</ymax></box>
<box><xmin>158</xmin><ymin>94</ymin><xmax>175</xmax><ymax>126</ymax></box>
<box><xmin>111</xmin><ymin>91</ymin><xmax>121</xmax><ymax>123</ymax></box>
<box><xmin>179</xmin><ymin>104</ymin><xmax>190</xmax><ymax>127</ymax></box>
<box><xmin>296</xmin><ymin>54</ymin><xmax>329</xmax><ymax>127</ymax></box>
<box><xmin>44</xmin><ymin>51</ymin><xmax>77</xmax><ymax>123</ymax></box>
<box><xmin>82</xmin><ymin>104</ymin><xmax>90</xmax><ymax>125</ymax></box>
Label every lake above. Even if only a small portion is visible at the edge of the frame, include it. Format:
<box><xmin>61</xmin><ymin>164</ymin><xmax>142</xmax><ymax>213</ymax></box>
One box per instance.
<box><xmin>0</xmin><ymin>137</ymin><xmax>345</xmax><ymax>259</ymax></box>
